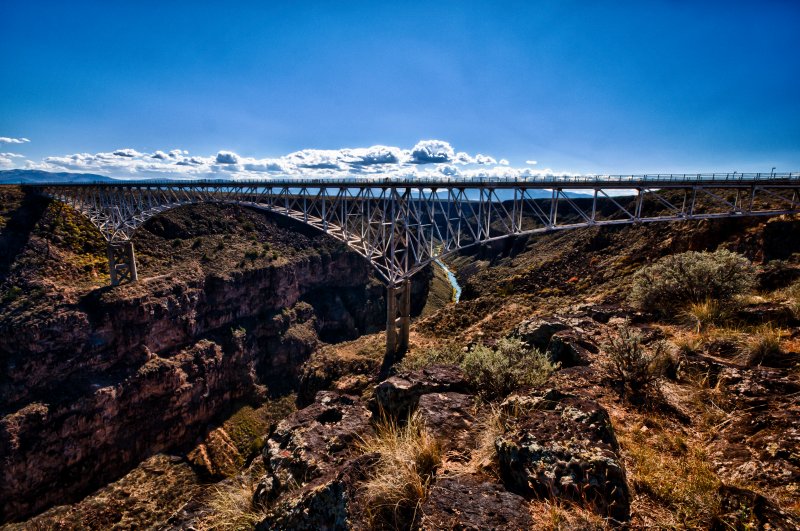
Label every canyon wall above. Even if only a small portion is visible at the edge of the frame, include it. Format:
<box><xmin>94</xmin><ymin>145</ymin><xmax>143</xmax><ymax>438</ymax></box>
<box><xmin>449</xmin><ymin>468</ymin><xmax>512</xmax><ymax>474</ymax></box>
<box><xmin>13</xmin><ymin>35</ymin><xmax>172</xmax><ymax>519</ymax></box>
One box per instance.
<box><xmin>0</xmin><ymin>196</ymin><xmax>431</xmax><ymax>523</ymax></box>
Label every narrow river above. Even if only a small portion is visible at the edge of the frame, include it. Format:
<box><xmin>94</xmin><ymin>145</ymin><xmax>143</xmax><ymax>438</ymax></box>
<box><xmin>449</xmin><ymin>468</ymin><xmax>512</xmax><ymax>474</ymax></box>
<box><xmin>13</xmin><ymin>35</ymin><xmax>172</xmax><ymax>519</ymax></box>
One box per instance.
<box><xmin>434</xmin><ymin>259</ymin><xmax>462</xmax><ymax>303</ymax></box>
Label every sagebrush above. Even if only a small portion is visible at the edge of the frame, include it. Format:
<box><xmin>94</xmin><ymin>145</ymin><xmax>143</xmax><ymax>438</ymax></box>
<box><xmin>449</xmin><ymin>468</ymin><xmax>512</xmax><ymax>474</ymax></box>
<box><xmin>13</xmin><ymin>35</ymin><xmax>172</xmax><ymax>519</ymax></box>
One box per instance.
<box><xmin>461</xmin><ymin>337</ymin><xmax>555</xmax><ymax>399</ymax></box>
<box><xmin>603</xmin><ymin>322</ymin><xmax>669</xmax><ymax>400</ymax></box>
<box><xmin>630</xmin><ymin>249</ymin><xmax>755</xmax><ymax>315</ymax></box>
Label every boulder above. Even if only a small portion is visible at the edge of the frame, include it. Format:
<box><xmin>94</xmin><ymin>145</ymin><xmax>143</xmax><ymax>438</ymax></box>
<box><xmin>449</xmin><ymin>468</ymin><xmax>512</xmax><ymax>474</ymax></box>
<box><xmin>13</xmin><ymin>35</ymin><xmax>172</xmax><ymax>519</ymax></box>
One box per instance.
<box><xmin>495</xmin><ymin>393</ymin><xmax>630</xmax><ymax>522</ymax></box>
<box><xmin>420</xmin><ymin>475</ymin><xmax>534</xmax><ymax>530</ymax></box>
<box><xmin>513</xmin><ymin>318</ymin><xmax>569</xmax><ymax>351</ymax></box>
<box><xmin>416</xmin><ymin>392</ymin><xmax>476</xmax><ymax>453</ymax></box>
<box><xmin>373</xmin><ymin>365</ymin><xmax>470</xmax><ymax>418</ymax></box>
<box><xmin>547</xmin><ymin>330</ymin><xmax>597</xmax><ymax>367</ymax></box>
<box><xmin>257</xmin><ymin>452</ymin><xmax>377</xmax><ymax>531</ymax></box>
<box><xmin>262</xmin><ymin>392</ymin><xmax>373</xmax><ymax>493</ymax></box>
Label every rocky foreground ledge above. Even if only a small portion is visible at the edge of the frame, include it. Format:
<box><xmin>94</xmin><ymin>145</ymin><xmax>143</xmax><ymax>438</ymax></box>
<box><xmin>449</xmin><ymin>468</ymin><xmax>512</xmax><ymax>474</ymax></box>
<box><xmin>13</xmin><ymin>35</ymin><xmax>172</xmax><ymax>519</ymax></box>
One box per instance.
<box><xmin>243</xmin><ymin>364</ymin><xmax>632</xmax><ymax>529</ymax></box>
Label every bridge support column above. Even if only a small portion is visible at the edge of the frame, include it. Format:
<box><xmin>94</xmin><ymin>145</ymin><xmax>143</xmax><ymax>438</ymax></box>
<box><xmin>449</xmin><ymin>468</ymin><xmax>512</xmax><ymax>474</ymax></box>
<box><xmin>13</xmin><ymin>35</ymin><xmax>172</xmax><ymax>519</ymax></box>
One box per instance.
<box><xmin>107</xmin><ymin>241</ymin><xmax>138</xmax><ymax>286</ymax></box>
<box><xmin>381</xmin><ymin>279</ymin><xmax>411</xmax><ymax>376</ymax></box>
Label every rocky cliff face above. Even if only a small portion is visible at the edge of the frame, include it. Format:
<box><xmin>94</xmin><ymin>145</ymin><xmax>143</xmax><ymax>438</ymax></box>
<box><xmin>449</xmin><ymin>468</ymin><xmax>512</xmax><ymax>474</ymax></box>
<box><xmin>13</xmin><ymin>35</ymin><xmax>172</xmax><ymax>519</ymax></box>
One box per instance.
<box><xmin>0</xmin><ymin>192</ymin><xmax>425</xmax><ymax>523</ymax></box>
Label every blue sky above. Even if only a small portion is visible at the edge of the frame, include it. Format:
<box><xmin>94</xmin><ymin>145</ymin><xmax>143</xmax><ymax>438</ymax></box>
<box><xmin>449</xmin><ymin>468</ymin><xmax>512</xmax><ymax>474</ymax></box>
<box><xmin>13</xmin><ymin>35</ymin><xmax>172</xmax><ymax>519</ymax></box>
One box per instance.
<box><xmin>1</xmin><ymin>1</ymin><xmax>798</xmax><ymax>178</ymax></box>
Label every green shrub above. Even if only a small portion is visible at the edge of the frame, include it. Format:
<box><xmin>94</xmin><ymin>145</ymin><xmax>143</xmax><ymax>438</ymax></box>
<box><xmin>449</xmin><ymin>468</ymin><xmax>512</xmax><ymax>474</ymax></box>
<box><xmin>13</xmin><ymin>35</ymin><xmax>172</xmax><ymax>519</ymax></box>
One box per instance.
<box><xmin>603</xmin><ymin>322</ymin><xmax>669</xmax><ymax>400</ymax></box>
<box><xmin>398</xmin><ymin>344</ymin><xmax>464</xmax><ymax>372</ymax></box>
<box><xmin>461</xmin><ymin>338</ymin><xmax>555</xmax><ymax>399</ymax></box>
<box><xmin>2</xmin><ymin>285</ymin><xmax>23</xmax><ymax>304</ymax></box>
<box><xmin>630</xmin><ymin>249</ymin><xmax>755</xmax><ymax>315</ymax></box>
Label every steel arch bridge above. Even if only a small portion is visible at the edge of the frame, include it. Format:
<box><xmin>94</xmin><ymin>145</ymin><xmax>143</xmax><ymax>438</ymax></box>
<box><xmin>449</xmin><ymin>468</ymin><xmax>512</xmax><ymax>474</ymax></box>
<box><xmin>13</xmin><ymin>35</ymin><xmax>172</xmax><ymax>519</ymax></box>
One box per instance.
<box><xmin>26</xmin><ymin>172</ymin><xmax>800</xmax><ymax>362</ymax></box>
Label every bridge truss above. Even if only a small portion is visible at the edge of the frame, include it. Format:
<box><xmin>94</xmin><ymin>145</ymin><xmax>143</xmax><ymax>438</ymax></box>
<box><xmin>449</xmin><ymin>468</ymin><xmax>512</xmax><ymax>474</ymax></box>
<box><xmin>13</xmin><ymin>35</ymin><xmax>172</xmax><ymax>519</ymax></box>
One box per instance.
<box><xmin>29</xmin><ymin>172</ymin><xmax>800</xmax><ymax>362</ymax></box>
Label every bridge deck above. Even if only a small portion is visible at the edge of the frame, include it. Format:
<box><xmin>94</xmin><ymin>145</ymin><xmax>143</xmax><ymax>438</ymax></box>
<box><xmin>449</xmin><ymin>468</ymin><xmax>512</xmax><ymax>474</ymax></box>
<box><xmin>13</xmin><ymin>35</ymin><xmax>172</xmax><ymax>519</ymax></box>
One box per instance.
<box><xmin>20</xmin><ymin>172</ymin><xmax>800</xmax><ymax>190</ymax></box>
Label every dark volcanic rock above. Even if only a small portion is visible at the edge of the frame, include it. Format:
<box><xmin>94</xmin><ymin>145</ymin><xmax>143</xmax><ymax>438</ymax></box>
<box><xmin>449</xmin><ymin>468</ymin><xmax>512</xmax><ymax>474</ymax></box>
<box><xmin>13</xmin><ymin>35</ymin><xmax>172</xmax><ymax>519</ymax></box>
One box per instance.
<box><xmin>513</xmin><ymin>318</ymin><xmax>569</xmax><ymax>350</ymax></box>
<box><xmin>417</xmin><ymin>392</ymin><xmax>476</xmax><ymax>453</ymax></box>
<box><xmin>262</xmin><ymin>392</ymin><xmax>373</xmax><ymax>492</ymax></box>
<box><xmin>420</xmin><ymin>475</ymin><xmax>534</xmax><ymax>530</ymax></box>
<box><xmin>495</xmin><ymin>392</ymin><xmax>630</xmax><ymax>522</ymax></box>
<box><xmin>257</xmin><ymin>452</ymin><xmax>376</xmax><ymax>531</ymax></box>
<box><xmin>763</xmin><ymin>218</ymin><xmax>800</xmax><ymax>261</ymax></box>
<box><xmin>714</xmin><ymin>485</ymin><xmax>800</xmax><ymax>530</ymax></box>
<box><xmin>547</xmin><ymin>330</ymin><xmax>597</xmax><ymax>367</ymax></box>
<box><xmin>373</xmin><ymin>364</ymin><xmax>470</xmax><ymax>418</ymax></box>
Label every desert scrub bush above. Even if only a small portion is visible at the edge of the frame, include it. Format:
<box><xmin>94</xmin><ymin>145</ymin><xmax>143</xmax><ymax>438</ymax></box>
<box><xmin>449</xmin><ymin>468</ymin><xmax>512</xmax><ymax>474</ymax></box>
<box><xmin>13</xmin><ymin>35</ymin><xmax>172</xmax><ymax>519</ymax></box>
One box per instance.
<box><xmin>359</xmin><ymin>412</ymin><xmax>441</xmax><ymax>529</ymax></box>
<box><xmin>397</xmin><ymin>343</ymin><xmax>464</xmax><ymax>371</ymax></box>
<box><xmin>461</xmin><ymin>337</ymin><xmax>555</xmax><ymax>399</ymax></box>
<box><xmin>603</xmin><ymin>322</ymin><xmax>670</xmax><ymax>400</ymax></box>
<box><xmin>1</xmin><ymin>284</ymin><xmax>23</xmax><ymax>304</ymax></box>
<box><xmin>630</xmin><ymin>249</ymin><xmax>755</xmax><ymax>316</ymax></box>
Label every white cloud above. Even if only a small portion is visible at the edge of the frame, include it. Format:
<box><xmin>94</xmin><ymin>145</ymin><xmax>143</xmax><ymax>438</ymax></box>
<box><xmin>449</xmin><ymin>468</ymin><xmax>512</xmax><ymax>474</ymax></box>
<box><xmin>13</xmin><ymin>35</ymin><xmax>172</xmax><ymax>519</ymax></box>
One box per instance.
<box><xmin>215</xmin><ymin>151</ymin><xmax>240</xmax><ymax>164</ymax></box>
<box><xmin>410</xmin><ymin>140</ymin><xmax>455</xmax><ymax>164</ymax></box>
<box><xmin>0</xmin><ymin>137</ymin><xmax>30</xmax><ymax>144</ymax></box>
<box><xmin>12</xmin><ymin>139</ymin><xmax>552</xmax><ymax>181</ymax></box>
<box><xmin>525</xmin><ymin>160</ymin><xmax>538</xmax><ymax>165</ymax></box>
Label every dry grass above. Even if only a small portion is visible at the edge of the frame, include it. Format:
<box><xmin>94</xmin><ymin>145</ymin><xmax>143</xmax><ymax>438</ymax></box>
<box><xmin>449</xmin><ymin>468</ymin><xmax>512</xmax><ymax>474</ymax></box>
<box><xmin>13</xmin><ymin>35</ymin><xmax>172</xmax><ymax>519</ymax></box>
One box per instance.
<box><xmin>682</xmin><ymin>298</ymin><xmax>730</xmax><ymax>332</ymax></box>
<box><xmin>196</xmin><ymin>476</ymin><xmax>264</xmax><ymax>530</ymax></box>
<box><xmin>618</xmin><ymin>422</ymin><xmax>722</xmax><ymax>528</ymax></box>
<box><xmin>529</xmin><ymin>499</ymin><xmax>610</xmax><ymax>530</ymax></box>
<box><xmin>739</xmin><ymin>324</ymin><xmax>783</xmax><ymax>366</ymax></box>
<box><xmin>397</xmin><ymin>343</ymin><xmax>464</xmax><ymax>372</ymax></box>
<box><xmin>688</xmin><ymin>373</ymin><xmax>735</xmax><ymax>430</ymax></box>
<box><xmin>466</xmin><ymin>405</ymin><xmax>505</xmax><ymax>475</ymax></box>
<box><xmin>776</xmin><ymin>279</ymin><xmax>800</xmax><ymax>318</ymax></box>
<box><xmin>358</xmin><ymin>412</ymin><xmax>442</xmax><ymax>529</ymax></box>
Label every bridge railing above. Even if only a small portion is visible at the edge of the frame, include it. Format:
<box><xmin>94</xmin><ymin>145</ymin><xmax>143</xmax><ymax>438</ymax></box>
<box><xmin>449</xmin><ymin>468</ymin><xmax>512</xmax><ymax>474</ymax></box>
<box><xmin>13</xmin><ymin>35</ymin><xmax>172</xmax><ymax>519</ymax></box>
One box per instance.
<box><xmin>26</xmin><ymin>172</ymin><xmax>799</xmax><ymax>188</ymax></box>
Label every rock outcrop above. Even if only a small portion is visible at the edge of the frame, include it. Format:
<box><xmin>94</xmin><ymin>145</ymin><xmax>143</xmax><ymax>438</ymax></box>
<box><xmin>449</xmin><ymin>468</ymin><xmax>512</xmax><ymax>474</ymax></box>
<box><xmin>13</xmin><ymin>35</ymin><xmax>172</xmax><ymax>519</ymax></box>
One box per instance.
<box><xmin>373</xmin><ymin>364</ymin><xmax>471</xmax><ymax>417</ymax></box>
<box><xmin>260</xmin><ymin>391</ymin><xmax>373</xmax><ymax>498</ymax></box>
<box><xmin>496</xmin><ymin>390</ymin><xmax>631</xmax><ymax>522</ymax></box>
<box><xmin>420</xmin><ymin>475</ymin><xmax>534</xmax><ymax>530</ymax></box>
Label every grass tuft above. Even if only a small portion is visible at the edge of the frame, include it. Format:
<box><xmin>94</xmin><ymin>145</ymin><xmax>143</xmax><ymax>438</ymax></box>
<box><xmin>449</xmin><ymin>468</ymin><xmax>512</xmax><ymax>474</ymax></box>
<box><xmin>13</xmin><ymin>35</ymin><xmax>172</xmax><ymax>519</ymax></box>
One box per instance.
<box><xmin>358</xmin><ymin>412</ymin><xmax>442</xmax><ymax>529</ymax></box>
<box><xmin>740</xmin><ymin>324</ymin><xmax>783</xmax><ymax>366</ymax></box>
<box><xmin>619</xmin><ymin>425</ymin><xmax>722</xmax><ymax>528</ymax></box>
<box><xmin>683</xmin><ymin>298</ymin><xmax>730</xmax><ymax>332</ymax></box>
<box><xmin>198</xmin><ymin>476</ymin><xmax>264</xmax><ymax>530</ymax></box>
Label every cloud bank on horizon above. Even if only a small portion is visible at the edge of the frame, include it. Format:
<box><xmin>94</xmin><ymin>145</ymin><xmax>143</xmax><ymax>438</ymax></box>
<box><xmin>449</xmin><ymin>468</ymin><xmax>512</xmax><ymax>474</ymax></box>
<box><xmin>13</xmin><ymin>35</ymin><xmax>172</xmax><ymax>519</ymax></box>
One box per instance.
<box><xmin>1</xmin><ymin>139</ymin><xmax>562</xmax><ymax>180</ymax></box>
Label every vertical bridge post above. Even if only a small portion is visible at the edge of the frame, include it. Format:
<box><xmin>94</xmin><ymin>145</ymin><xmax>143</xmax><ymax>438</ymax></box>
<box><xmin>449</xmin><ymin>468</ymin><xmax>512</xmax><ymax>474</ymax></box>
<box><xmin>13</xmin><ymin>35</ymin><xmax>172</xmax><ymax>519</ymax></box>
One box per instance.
<box><xmin>107</xmin><ymin>241</ymin><xmax>138</xmax><ymax>286</ymax></box>
<box><xmin>382</xmin><ymin>279</ymin><xmax>411</xmax><ymax>376</ymax></box>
